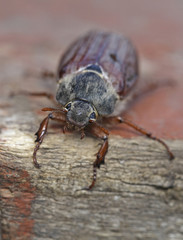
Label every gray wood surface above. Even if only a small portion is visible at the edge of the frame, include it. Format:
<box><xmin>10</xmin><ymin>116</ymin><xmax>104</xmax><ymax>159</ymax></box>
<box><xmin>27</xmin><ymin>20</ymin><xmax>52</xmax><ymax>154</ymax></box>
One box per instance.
<box><xmin>0</xmin><ymin>93</ymin><xmax>183</xmax><ymax>240</ymax></box>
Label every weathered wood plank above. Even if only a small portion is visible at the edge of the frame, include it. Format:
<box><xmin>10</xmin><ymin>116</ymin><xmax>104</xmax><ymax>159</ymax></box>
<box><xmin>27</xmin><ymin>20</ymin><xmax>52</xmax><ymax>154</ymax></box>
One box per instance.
<box><xmin>0</xmin><ymin>95</ymin><xmax>183</xmax><ymax>239</ymax></box>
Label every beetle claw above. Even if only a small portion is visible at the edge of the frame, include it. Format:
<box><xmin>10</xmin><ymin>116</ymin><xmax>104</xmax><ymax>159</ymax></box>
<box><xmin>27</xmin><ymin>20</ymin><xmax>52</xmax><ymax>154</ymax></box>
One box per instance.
<box><xmin>80</xmin><ymin>129</ymin><xmax>85</xmax><ymax>139</ymax></box>
<box><xmin>63</xmin><ymin>125</ymin><xmax>67</xmax><ymax>134</ymax></box>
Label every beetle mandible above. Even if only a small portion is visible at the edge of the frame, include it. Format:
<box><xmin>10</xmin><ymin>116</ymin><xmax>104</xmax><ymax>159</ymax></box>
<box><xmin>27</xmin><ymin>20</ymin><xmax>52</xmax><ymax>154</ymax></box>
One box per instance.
<box><xmin>33</xmin><ymin>31</ymin><xmax>174</xmax><ymax>189</ymax></box>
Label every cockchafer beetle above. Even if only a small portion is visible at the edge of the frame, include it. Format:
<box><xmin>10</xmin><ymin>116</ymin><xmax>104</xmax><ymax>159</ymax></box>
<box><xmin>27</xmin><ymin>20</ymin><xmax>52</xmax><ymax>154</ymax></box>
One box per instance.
<box><xmin>31</xmin><ymin>31</ymin><xmax>174</xmax><ymax>190</ymax></box>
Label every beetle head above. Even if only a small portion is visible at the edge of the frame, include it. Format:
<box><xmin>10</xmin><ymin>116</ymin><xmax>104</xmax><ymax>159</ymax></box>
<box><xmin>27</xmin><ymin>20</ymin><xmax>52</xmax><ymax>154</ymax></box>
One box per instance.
<box><xmin>65</xmin><ymin>99</ymin><xmax>97</xmax><ymax>128</ymax></box>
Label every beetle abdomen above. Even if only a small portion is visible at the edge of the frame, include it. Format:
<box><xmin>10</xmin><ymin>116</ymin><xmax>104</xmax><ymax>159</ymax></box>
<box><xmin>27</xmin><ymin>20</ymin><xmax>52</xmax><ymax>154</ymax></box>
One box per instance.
<box><xmin>57</xmin><ymin>31</ymin><xmax>138</xmax><ymax>97</ymax></box>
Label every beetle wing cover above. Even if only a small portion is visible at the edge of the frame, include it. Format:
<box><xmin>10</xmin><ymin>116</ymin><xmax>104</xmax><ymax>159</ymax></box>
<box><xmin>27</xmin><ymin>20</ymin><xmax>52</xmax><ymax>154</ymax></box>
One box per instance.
<box><xmin>57</xmin><ymin>31</ymin><xmax>138</xmax><ymax>97</ymax></box>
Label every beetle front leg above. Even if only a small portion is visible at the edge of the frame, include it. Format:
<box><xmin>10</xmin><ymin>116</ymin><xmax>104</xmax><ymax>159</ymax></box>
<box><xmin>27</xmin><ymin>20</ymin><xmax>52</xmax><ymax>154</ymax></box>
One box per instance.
<box><xmin>33</xmin><ymin>115</ymin><xmax>50</xmax><ymax>168</ymax></box>
<box><xmin>33</xmin><ymin>110</ymin><xmax>66</xmax><ymax>168</ymax></box>
<box><xmin>86</xmin><ymin>123</ymin><xmax>109</xmax><ymax>190</ymax></box>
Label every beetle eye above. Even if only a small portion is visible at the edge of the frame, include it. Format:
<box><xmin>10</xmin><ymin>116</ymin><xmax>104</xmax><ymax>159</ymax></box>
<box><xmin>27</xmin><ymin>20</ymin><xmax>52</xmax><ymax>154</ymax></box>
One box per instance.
<box><xmin>65</xmin><ymin>102</ymin><xmax>71</xmax><ymax>110</ymax></box>
<box><xmin>89</xmin><ymin>112</ymin><xmax>96</xmax><ymax>121</ymax></box>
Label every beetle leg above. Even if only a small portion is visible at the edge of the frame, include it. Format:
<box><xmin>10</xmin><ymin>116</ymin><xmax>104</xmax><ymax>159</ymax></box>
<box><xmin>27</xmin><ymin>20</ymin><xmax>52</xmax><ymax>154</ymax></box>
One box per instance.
<box><xmin>17</xmin><ymin>90</ymin><xmax>57</xmax><ymax>105</ymax></box>
<box><xmin>63</xmin><ymin>125</ymin><xmax>68</xmax><ymax>134</ymax></box>
<box><xmin>40</xmin><ymin>70</ymin><xmax>55</xmax><ymax>79</ymax></box>
<box><xmin>104</xmin><ymin>116</ymin><xmax>174</xmax><ymax>160</ymax></box>
<box><xmin>33</xmin><ymin>110</ymin><xmax>66</xmax><ymax>168</ymax></box>
<box><xmin>80</xmin><ymin>129</ymin><xmax>85</xmax><ymax>139</ymax></box>
<box><xmin>85</xmin><ymin>123</ymin><xmax>109</xmax><ymax>190</ymax></box>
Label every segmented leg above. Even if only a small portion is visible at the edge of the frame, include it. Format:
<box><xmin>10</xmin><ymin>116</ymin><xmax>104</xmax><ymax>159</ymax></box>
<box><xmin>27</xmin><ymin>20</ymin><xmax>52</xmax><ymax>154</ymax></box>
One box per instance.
<box><xmin>40</xmin><ymin>70</ymin><xmax>55</xmax><ymax>79</ymax></box>
<box><xmin>104</xmin><ymin>116</ymin><xmax>174</xmax><ymax>160</ymax></box>
<box><xmin>33</xmin><ymin>109</ymin><xmax>66</xmax><ymax>168</ymax></box>
<box><xmin>86</xmin><ymin>123</ymin><xmax>109</xmax><ymax>190</ymax></box>
<box><xmin>18</xmin><ymin>91</ymin><xmax>57</xmax><ymax>105</ymax></box>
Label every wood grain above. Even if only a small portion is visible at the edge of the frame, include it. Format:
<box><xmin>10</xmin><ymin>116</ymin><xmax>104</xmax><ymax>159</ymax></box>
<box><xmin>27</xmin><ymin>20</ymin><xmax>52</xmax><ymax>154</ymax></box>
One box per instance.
<box><xmin>0</xmin><ymin>95</ymin><xmax>183</xmax><ymax>240</ymax></box>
